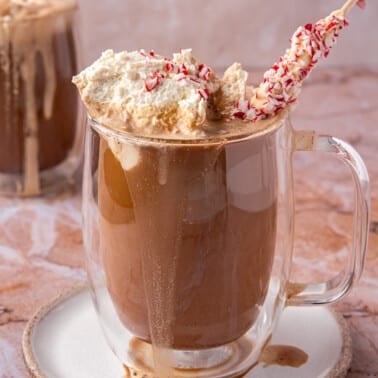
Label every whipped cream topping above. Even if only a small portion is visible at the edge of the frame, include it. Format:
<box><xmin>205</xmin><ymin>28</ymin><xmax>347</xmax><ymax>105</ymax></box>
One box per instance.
<box><xmin>211</xmin><ymin>62</ymin><xmax>250</xmax><ymax>118</ymax></box>
<box><xmin>73</xmin><ymin>49</ymin><xmax>225</xmax><ymax>137</ymax></box>
<box><xmin>0</xmin><ymin>0</ymin><xmax>76</xmax><ymax>20</ymax></box>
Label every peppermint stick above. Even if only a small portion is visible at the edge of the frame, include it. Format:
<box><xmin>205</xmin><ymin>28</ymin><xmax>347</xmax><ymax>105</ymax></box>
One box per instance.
<box><xmin>233</xmin><ymin>0</ymin><xmax>365</xmax><ymax>122</ymax></box>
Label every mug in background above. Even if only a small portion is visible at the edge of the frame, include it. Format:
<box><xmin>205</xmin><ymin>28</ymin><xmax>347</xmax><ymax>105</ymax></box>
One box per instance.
<box><xmin>83</xmin><ymin>112</ymin><xmax>369</xmax><ymax>377</ymax></box>
<box><xmin>0</xmin><ymin>1</ymin><xmax>83</xmax><ymax>197</ymax></box>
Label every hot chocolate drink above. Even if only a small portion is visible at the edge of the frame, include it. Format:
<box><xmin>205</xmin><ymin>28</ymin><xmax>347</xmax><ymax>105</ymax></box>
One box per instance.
<box><xmin>75</xmin><ymin>49</ymin><xmax>283</xmax><ymax>373</ymax></box>
<box><xmin>76</xmin><ymin>1</ymin><xmax>367</xmax><ymax>375</ymax></box>
<box><xmin>0</xmin><ymin>0</ymin><xmax>80</xmax><ymax>195</ymax></box>
<box><xmin>97</xmin><ymin>121</ymin><xmax>278</xmax><ymax>349</ymax></box>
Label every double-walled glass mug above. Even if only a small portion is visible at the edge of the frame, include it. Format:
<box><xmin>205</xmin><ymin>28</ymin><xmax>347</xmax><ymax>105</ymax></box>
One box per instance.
<box><xmin>83</xmin><ymin>111</ymin><xmax>369</xmax><ymax>378</ymax></box>
<box><xmin>0</xmin><ymin>1</ymin><xmax>83</xmax><ymax>197</ymax></box>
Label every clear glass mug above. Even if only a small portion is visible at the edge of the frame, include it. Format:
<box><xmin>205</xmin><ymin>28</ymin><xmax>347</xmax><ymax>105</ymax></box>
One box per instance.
<box><xmin>83</xmin><ymin>112</ymin><xmax>369</xmax><ymax>378</ymax></box>
<box><xmin>0</xmin><ymin>2</ymin><xmax>83</xmax><ymax>197</ymax></box>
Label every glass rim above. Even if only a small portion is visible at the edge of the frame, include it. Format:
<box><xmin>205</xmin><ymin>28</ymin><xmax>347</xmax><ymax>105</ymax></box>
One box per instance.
<box><xmin>88</xmin><ymin>111</ymin><xmax>289</xmax><ymax>147</ymax></box>
<box><xmin>0</xmin><ymin>3</ymin><xmax>77</xmax><ymax>24</ymax></box>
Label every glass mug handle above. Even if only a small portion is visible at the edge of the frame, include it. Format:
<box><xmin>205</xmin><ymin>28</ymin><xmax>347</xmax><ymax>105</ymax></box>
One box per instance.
<box><xmin>287</xmin><ymin>130</ymin><xmax>370</xmax><ymax>306</ymax></box>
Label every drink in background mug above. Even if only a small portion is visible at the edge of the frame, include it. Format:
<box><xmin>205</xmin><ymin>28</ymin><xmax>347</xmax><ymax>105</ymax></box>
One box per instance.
<box><xmin>83</xmin><ymin>110</ymin><xmax>369</xmax><ymax>377</ymax></box>
<box><xmin>0</xmin><ymin>0</ymin><xmax>83</xmax><ymax>197</ymax></box>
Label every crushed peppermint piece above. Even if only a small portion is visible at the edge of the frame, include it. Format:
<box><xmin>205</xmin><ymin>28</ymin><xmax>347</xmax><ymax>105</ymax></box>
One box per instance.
<box><xmin>165</xmin><ymin>62</ymin><xmax>175</xmax><ymax>72</ymax></box>
<box><xmin>198</xmin><ymin>88</ymin><xmax>210</xmax><ymax>100</ymax></box>
<box><xmin>179</xmin><ymin>64</ymin><xmax>189</xmax><ymax>75</ymax></box>
<box><xmin>144</xmin><ymin>71</ymin><xmax>162</xmax><ymax>92</ymax></box>
<box><xmin>198</xmin><ymin>64</ymin><xmax>211</xmax><ymax>80</ymax></box>
<box><xmin>189</xmin><ymin>76</ymin><xmax>201</xmax><ymax>84</ymax></box>
<box><xmin>176</xmin><ymin>72</ymin><xmax>187</xmax><ymax>81</ymax></box>
<box><xmin>233</xmin><ymin>111</ymin><xmax>247</xmax><ymax>120</ymax></box>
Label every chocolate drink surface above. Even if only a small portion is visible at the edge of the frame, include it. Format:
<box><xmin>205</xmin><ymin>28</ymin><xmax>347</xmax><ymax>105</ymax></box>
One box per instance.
<box><xmin>98</xmin><ymin>124</ymin><xmax>278</xmax><ymax>349</ymax></box>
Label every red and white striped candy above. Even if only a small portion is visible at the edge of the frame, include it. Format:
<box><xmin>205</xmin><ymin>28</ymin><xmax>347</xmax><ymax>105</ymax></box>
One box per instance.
<box><xmin>232</xmin><ymin>0</ymin><xmax>364</xmax><ymax>122</ymax></box>
<box><xmin>144</xmin><ymin>71</ymin><xmax>163</xmax><ymax>92</ymax></box>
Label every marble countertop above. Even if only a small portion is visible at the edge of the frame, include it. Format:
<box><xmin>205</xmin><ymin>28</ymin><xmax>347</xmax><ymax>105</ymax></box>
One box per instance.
<box><xmin>0</xmin><ymin>68</ymin><xmax>377</xmax><ymax>377</ymax></box>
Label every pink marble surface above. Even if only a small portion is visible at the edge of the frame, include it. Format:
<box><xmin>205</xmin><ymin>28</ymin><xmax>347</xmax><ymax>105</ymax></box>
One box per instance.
<box><xmin>0</xmin><ymin>68</ymin><xmax>377</xmax><ymax>377</ymax></box>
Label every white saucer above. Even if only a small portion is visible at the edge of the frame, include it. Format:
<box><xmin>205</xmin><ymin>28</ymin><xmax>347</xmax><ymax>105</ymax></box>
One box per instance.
<box><xmin>23</xmin><ymin>285</ymin><xmax>352</xmax><ymax>378</ymax></box>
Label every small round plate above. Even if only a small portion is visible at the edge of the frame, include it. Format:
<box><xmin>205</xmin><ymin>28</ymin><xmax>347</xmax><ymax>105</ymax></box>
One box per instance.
<box><xmin>23</xmin><ymin>286</ymin><xmax>352</xmax><ymax>378</ymax></box>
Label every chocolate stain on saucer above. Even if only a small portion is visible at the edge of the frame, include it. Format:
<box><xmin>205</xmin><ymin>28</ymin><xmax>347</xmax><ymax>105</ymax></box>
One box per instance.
<box><xmin>123</xmin><ymin>338</ymin><xmax>308</xmax><ymax>377</ymax></box>
<box><xmin>259</xmin><ymin>344</ymin><xmax>309</xmax><ymax>368</ymax></box>
<box><xmin>124</xmin><ymin>365</ymin><xmax>149</xmax><ymax>378</ymax></box>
